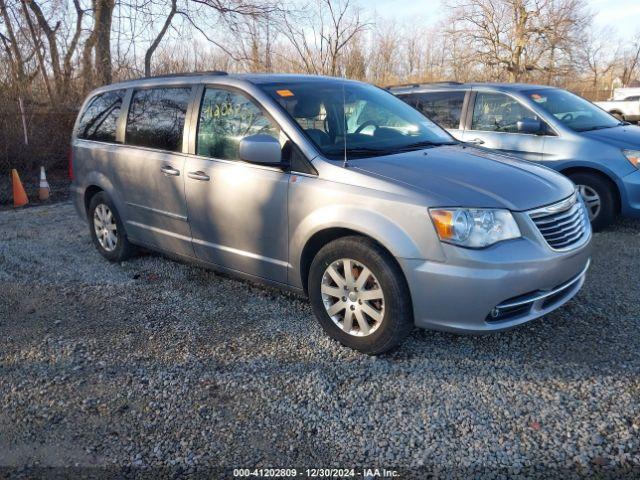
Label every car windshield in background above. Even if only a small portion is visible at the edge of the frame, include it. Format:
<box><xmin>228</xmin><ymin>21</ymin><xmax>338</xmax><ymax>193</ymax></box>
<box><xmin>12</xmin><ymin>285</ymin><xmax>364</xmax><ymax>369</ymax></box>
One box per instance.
<box><xmin>260</xmin><ymin>81</ymin><xmax>457</xmax><ymax>160</ymax></box>
<box><xmin>525</xmin><ymin>89</ymin><xmax>621</xmax><ymax>132</ymax></box>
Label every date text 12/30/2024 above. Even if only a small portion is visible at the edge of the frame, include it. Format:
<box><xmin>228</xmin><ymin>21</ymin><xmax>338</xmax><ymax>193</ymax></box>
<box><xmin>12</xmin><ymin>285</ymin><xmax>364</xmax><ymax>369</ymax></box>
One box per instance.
<box><xmin>232</xmin><ymin>468</ymin><xmax>400</xmax><ymax>478</ymax></box>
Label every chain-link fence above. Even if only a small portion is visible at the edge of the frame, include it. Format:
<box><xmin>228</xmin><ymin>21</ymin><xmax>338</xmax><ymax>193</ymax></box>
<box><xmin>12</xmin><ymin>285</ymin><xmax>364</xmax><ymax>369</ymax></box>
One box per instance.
<box><xmin>0</xmin><ymin>106</ymin><xmax>77</xmax><ymax>206</ymax></box>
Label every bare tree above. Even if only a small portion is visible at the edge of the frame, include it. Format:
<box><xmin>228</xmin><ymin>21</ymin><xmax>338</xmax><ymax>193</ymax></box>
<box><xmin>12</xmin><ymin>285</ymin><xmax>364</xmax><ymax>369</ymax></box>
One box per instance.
<box><xmin>82</xmin><ymin>0</ymin><xmax>116</xmax><ymax>91</ymax></box>
<box><xmin>19</xmin><ymin>0</ymin><xmax>84</xmax><ymax>102</ymax></box>
<box><xmin>144</xmin><ymin>0</ymin><xmax>178</xmax><ymax>77</ymax></box>
<box><xmin>0</xmin><ymin>0</ymin><xmax>33</xmax><ymax>88</ymax></box>
<box><xmin>619</xmin><ymin>34</ymin><xmax>640</xmax><ymax>87</ymax></box>
<box><xmin>578</xmin><ymin>26</ymin><xmax>617</xmax><ymax>95</ymax></box>
<box><xmin>447</xmin><ymin>0</ymin><xmax>589</xmax><ymax>82</ymax></box>
<box><xmin>368</xmin><ymin>20</ymin><xmax>399</xmax><ymax>85</ymax></box>
<box><xmin>279</xmin><ymin>0</ymin><xmax>369</xmax><ymax>76</ymax></box>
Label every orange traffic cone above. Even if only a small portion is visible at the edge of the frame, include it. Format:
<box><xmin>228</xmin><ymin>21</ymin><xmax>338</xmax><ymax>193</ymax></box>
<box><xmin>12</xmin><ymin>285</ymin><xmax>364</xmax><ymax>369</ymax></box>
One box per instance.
<box><xmin>11</xmin><ymin>169</ymin><xmax>29</xmax><ymax>208</ymax></box>
<box><xmin>38</xmin><ymin>166</ymin><xmax>50</xmax><ymax>201</ymax></box>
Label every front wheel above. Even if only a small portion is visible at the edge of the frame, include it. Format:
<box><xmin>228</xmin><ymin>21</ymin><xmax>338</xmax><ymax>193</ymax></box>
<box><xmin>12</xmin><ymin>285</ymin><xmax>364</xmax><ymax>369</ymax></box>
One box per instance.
<box><xmin>569</xmin><ymin>172</ymin><xmax>616</xmax><ymax>231</ymax></box>
<box><xmin>308</xmin><ymin>236</ymin><xmax>413</xmax><ymax>355</ymax></box>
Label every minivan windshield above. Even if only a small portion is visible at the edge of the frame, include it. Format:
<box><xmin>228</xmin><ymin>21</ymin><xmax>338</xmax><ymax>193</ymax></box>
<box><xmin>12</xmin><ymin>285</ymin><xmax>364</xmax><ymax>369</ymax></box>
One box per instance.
<box><xmin>260</xmin><ymin>80</ymin><xmax>457</xmax><ymax>159</ymax></box>
<box><xmin>524</xmin><ymin>88</ymin><xmax>622</xmax><ymax>132</ymax></box>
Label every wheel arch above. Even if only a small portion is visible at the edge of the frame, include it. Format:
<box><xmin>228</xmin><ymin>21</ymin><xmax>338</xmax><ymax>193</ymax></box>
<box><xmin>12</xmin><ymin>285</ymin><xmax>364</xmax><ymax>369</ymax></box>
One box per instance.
<box><xmin>84</xmin><ymin>185</ymin><xmax>103</xmax><ymax>214</ymax></box>
<box><xmin>298</xmin><ymin>228</ymin><xmax>409</xmax><ymax>297</ymax></box>
<box><xmin>560</xmin><ymin>166</ymin><xmax>621</xmax><ymax>213</ymax></box>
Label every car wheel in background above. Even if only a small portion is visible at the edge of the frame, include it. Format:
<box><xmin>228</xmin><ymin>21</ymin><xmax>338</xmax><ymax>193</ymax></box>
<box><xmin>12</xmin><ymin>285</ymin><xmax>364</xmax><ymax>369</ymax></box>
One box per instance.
<box><xmin>308</xmin><ymin>236</ymin><xmax>413</xmax><ymax>355</ymax></box>
<box><xmin>569</xmin><ymin>172</ymin><xmax>616</xmax><ymax>231</ymax></box>
<box><xmin>88</xmin><ymin>192</ymin><xmax>137</xmax><ymax>262</ymax></box>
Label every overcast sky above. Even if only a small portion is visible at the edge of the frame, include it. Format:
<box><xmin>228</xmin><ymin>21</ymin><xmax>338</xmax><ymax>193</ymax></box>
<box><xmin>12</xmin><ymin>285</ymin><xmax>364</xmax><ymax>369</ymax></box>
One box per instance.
<box><xmin>368</xmin><ymin>0</ymin><xmax>640</xmax><ymax>39</ymax></box>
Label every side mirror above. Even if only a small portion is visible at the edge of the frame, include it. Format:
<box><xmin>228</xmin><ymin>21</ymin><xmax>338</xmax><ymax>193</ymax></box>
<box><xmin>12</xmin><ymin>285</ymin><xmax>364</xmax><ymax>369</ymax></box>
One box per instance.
<box><xmin>239</xmin><ymin>134</ymin><xmax>282</xmax><ymax>166</ymax></box>
<box><xmin>517</xmin><ymin>118</ymin><xmax>543</xmax><ymax>135</ymax></box>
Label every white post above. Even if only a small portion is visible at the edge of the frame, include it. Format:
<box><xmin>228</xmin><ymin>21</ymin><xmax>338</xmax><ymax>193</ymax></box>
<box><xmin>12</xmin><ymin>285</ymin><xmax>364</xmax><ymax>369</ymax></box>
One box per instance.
<box><xmin>18</xmin><ymin>96</ymin><xmax>29</xmax><ymax>146</ymax></box>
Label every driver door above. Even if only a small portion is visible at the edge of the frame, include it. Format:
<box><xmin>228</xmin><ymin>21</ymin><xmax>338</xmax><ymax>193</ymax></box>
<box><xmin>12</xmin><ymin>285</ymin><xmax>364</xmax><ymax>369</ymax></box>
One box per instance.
<box><xmin>462</xmin><ymin>91</ymin><xmax>544</xmax><ymax>161</ymax></box>
<box><xmin>184</xmin><ymin>86</ymin><xmax>289</xmax><ymax>283</ymax></box>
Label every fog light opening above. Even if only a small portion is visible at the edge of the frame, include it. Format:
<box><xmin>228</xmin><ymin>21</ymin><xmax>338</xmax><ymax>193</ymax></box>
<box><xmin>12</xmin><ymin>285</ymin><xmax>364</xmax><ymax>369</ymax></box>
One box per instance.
<box><xmin>490</xmin><ymin>307</ymin><xmax>500</xmax><ymax>319</ymax></box>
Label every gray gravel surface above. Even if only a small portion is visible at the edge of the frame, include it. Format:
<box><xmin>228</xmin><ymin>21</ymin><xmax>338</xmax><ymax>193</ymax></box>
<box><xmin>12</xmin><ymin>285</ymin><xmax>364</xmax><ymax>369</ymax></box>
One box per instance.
<box><xmin>1</xmin><ymin>202</ymin><xmax>639</xmax><ymax>479</ymax></box>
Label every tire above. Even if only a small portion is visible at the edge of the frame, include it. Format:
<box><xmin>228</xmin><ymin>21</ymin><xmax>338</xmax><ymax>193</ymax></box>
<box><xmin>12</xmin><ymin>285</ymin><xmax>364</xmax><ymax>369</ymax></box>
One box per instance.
<box><xmin>568</xmin><ymin>172</ymin><xmax>616</xmax><ymax>231</ymax></box>
<box><xmin>308</xmin><ymin>236</ymin><xmax>413</xmax><ymax>355</ymax></box>
<box><xmin>611</xmin><ymin>112</ymin><xmax>624</xmax><ymax>121</ymax></box>
<box><xmin>88</xmin><ymin>191</ymin><xmax>137</xmax><ymax>262</ymax></box>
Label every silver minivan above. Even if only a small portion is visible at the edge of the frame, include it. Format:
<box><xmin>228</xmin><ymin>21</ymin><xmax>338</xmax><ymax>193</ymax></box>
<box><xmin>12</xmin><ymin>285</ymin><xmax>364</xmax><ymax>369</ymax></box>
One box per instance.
<box><xmin>71</xmin><ymin>73</ymin><xmax>592</xmax><ymax>354</ymax></box>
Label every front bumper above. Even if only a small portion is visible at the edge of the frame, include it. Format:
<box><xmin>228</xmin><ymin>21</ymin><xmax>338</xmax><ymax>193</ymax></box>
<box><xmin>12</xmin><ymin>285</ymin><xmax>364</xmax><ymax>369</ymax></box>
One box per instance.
<box><xmin>399</xmin><ymin>232</ymin><xmax>592</xmax><ymax>333</ymax></box>
<box><xmin>620</xmin><ymin>168</ymin><xmax>640</xmax><ymax>218</ymax></box>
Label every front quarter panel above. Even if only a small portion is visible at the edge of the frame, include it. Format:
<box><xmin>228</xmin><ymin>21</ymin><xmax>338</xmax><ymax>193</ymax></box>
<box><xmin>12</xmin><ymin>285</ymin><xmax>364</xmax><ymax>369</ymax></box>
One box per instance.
<box><xmin>288</xmin><ymin>172</ymin><xmax>446</xmax><ymax>289</ymax></box>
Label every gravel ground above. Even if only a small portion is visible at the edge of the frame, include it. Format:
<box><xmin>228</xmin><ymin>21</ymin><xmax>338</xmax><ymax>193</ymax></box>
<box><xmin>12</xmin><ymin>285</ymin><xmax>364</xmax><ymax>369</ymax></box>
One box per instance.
<box><xmin>1</xmin><ymin>201</ymin><xmax>639</xmax><ymax>479</ymax></box>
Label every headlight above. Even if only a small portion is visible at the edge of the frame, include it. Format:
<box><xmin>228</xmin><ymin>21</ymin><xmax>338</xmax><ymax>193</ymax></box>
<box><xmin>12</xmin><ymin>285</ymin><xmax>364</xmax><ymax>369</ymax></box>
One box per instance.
<box><xmin>429</xmin><ymin>208</ymin><xmax>521</xmax><ymax>248</ymax></box>
<box><xmin>623</xmin><ymin>149</ymin><xmax>640</xmax><ymax>168</ymax></box>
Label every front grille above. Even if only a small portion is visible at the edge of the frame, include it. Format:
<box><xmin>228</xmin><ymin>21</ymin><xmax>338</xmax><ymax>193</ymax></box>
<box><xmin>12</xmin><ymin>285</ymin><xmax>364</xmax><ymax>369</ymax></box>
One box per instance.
<box><xmin>529</xmin><ymin>193</ymin><xmax>588</xmax><ymax>250</ymax></box>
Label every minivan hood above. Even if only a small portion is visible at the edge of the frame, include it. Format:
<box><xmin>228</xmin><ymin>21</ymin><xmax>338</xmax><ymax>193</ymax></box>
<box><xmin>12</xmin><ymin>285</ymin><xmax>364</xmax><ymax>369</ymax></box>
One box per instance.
<box><xmin>352</xmin><ymin>145</ymin><xmax>575</xmax><ymax>211</ymax></box>
<box><xmin>580</xmin><ymin>124</ymin><xmax>640</xmax><ymax>149</ymax></box>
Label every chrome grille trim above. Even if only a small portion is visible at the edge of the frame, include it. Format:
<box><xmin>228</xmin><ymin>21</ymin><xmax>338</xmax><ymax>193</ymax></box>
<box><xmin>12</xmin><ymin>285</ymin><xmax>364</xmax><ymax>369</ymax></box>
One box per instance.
<box><xmin>528</xmin><ymin>192</ymin><xmax>589</xmax><ymax>251</ymax></box>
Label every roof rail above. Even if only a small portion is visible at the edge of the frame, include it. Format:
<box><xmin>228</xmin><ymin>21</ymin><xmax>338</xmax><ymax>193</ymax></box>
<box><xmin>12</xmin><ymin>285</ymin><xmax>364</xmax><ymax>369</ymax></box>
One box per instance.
<box><xmin>386</xmin><ymin>81</ymin><xmax>463</xmax><ymax>90</ymax></box>
<box><xmin>144</xmin><ymin>70</ymin><xmax>228</xmax><ymax>80</ymax></box>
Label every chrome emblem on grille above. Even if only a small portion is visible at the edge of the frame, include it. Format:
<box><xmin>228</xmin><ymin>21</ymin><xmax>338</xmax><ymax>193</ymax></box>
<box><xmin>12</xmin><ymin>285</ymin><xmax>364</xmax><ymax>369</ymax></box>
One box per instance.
<box><xmin>529</xmin><ymin>191</ymin><xmax>577</xmax><ymax>218</ymax></box>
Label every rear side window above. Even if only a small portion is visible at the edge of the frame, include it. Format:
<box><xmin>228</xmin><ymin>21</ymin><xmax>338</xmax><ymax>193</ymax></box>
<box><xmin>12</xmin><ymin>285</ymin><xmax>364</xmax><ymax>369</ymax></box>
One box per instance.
<box><xmin>76</xmin><ymin>90</ymin><xmax>124</xmax><ymax>142</ymax></box>
<box><xmin>125</xmin><ymin>87</ymin><xmax>192</xmax><ymax>152</ymax></box>
<box><xmin>400</xmin><ymin>91</ymin><xmax>465</xmax><ymax>129</ymax></box>
<box><xmin>196</xmin><ymin>87</ymin><xmax>279</xmax><ymax>160</ymax></box>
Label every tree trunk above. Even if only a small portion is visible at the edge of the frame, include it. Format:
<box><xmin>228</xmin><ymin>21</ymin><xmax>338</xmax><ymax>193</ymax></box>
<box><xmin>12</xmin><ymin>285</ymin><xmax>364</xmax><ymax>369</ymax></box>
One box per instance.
<box><xmin>94</xmin><ymin>0</ymin><xmax>115</xmax><ymax>85</ymax></box>
<box><xmin>20</xmin><ymin>1</ymin><xmax>55</xmax><ymax>103</ymax></box>
<box><xmin>144</xmin><ymin>0</ymin><xmax>177</xmax><ymax>77</ymax></box>
<box><xmin>25</xmin><ymin>0</ymin><xmax>63</xmax><ymax>96</ymax></box>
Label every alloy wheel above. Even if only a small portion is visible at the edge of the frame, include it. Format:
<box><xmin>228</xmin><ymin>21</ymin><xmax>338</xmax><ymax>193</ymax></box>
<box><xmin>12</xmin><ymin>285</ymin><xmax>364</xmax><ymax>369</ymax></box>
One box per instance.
<box><xmin>93</xmin><ymin>203</ymin><xmax>118</xmax><ymax>252</ymax></box>
<box><xmin>578</xmin><ymin>184</ymin><xmax>602</xmax><ymax>221</ymax></box>
<box><xmin>320</xmin><ymin>258</ymin><xmax>385</xmax><ymax>337</ymax></box>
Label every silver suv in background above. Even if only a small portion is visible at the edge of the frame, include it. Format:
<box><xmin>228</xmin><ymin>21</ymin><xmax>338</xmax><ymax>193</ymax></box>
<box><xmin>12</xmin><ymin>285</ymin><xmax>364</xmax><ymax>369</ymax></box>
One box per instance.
<box><xmin>391</xmin><ymin>82</ymin><xmax>640</xmax><ymax>230</ymax></box>
<box><xmin>71</xmin><ymin>73</ymin><xmax>591</xmax><ymax>354</ymax></box>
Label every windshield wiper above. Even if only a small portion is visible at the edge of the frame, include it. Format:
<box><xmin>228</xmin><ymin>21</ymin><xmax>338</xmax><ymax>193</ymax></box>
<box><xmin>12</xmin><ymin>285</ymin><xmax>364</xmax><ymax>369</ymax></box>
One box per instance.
<box><xmin>396</xmin><ymin>140</ymin><xmax>458</xmax><ymax>151</ymax></box>
<box><xmin>325</xmin><ymin>141</ymin><xmax>458</xmax><ymax>159</ymax></box>
<box><xmin>577</xmin><ymin>124</ymin><xmax>618</xmax><ymax>132</ymax></box>
<box><xmin>325</xmin><ymin>147</ymin><xmax>395</xmax><ymax>158</ymax></box>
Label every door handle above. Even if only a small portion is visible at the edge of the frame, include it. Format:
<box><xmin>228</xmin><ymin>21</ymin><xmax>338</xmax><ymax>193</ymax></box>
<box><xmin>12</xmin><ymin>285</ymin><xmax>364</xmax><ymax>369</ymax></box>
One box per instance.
<box><xmin>161</xmin><ymin>165</ymin><xmax>180</xmax><ymax>176</ymax></box>
<box><xmin>467</xmin><ymin>138</ymin><xmax>485</xmax><ymax>145</ymax></box>
<box><xmin>187</xmin><ymin>171</ymin><xmax>210</xmax><ymax>181</ymax></box>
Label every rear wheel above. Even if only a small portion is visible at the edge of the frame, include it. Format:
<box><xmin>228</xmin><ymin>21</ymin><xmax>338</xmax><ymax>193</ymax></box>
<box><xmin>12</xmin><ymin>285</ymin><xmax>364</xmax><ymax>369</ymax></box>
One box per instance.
<box><xmin>88</xmin><ymin>192</ymin><xmax>136</xmax><ymax>262</ymax></box>
<box><xmin>611</xmin><ymin>112</ymin><xmax>624</xmax><ymax>121</ymax></box>
<box><xmin>568</xmin><ymin>172</ymin><xmax>616</xmax><ymax>231</ymax></box>
<box><xmin>308</xmin><ymin>236</ymin><xmax>413</xmax><ymax>355</ymax></box>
